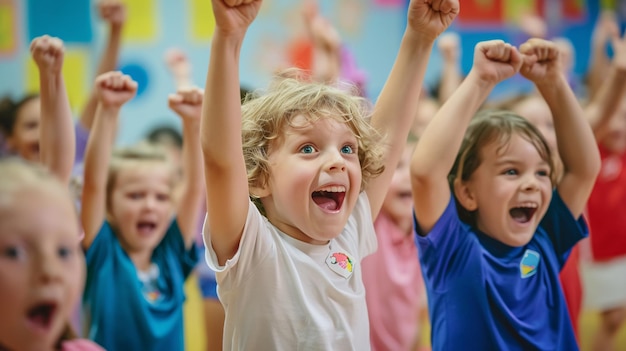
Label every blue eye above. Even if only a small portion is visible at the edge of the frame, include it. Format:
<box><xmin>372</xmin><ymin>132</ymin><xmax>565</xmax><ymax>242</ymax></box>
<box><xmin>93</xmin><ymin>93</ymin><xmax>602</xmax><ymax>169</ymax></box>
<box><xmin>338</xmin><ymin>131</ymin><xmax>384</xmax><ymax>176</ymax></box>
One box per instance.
<box><xmin>300</xmin><ymin>145</ymin><xmax>315</xmax><ymax>154</ymax></box>
<box><xmin>341</xmin><ymin>145</ymin><xmax>354</xmax><ymax>154</ymax></box>
<box><xmin>504</xmin><ymin>169</ymin><xmax>517</xmax><ymax>175</ymax></box>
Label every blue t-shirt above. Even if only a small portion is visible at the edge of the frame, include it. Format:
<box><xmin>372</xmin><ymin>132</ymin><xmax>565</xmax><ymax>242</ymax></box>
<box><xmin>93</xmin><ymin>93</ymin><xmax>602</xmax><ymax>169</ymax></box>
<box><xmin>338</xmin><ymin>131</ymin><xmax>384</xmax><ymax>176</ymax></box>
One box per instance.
<box><xmin>83</xmin><ymin>220</ymin><xmax>198</xmax><ymax>351</ymax></box>
<box><xmin>414</xmin><ymin>191</ymin><xmax>587</xmax><ymax>351</ymax></box>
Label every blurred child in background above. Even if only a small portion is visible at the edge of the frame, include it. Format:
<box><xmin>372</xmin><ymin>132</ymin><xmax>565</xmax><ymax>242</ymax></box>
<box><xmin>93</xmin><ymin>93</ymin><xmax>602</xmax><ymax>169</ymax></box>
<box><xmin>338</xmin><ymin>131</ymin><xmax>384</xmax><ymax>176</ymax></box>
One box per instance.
<box><xmin>80</xmin><ymin>71</ymin><xmax>203</xmax><ymax>350</ymax></box>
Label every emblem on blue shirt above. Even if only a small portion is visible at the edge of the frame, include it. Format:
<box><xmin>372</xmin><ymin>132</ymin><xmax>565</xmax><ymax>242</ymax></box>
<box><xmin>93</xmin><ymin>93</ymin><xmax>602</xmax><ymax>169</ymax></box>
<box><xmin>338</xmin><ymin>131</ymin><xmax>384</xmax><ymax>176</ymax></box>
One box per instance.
<box><xmin>520</xmin><ymin>249</ymin><xmax>540</xmax><ymax>278</ymax></box>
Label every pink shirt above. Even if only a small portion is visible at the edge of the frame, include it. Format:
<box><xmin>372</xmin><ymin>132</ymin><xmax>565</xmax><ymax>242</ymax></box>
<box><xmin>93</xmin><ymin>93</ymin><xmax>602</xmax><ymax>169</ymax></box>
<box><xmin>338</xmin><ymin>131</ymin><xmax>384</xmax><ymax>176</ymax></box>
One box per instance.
<box><xmin>362</xmin><ymin>212</ymin><xmax>424</xmax><ymax>351</ymax></box>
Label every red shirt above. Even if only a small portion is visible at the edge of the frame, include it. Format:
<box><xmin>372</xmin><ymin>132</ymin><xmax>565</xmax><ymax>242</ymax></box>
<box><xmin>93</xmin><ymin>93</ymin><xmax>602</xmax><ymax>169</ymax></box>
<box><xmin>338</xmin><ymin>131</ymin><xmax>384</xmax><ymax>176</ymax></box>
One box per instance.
<box><xmin>586</xmin><ymin>146</ymin><xmax>626</xmax><ymax>261</ymax></box>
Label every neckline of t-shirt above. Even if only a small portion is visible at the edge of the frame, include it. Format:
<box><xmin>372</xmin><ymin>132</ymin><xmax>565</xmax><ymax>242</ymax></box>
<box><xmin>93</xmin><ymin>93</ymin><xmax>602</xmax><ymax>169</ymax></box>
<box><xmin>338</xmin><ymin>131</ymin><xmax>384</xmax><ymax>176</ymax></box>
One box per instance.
<box><xmin>137</xmin><ymin>262</ymin><xmax>160</xmax><ymax>283</ymax></box>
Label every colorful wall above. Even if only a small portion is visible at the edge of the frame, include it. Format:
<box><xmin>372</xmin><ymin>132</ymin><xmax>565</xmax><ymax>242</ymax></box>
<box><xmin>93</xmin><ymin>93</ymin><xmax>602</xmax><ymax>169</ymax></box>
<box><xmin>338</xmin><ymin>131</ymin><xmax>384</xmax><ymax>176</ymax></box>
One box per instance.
<box><xmin>0</xmin><ymin>0</ymin><xmax>621</xmax><ymax>145</ymax></box>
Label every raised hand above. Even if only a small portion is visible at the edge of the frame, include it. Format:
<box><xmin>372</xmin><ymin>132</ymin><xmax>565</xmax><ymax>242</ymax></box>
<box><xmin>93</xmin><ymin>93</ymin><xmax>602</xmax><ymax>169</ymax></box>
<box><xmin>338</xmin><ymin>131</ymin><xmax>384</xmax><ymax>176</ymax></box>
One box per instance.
<box><xmin>98</xmin><ymin>0</ymin><xmax>127</xmax><ymax>27</ymax></box>
<box><xmin>519</xmin><ymin>38</ymin><xmax>562</xmax><ymax>86</ymax></box>
<box><xmin>438</xmin><ymin>32</ymin><xmax>461</xmax><ymax>62</ymax></box>
<box><xmin>94</xmin><ymin>71</ymin><xmax>137</xmax><ymax>108</ymax></box>
<box><xmin>407</xmin><ymin>0</ymin><xmax>459</xmax><ymax>41</ymax></box>
<box><xmin>592</xmin><ymin>11</ymin><xmax>619</xmax><ymax>48</ymax></box>
<box><xmin>212</xmin><ymin>0</ymin><xmax>262</xmax><ymax>37</ymax></box>
<box><xmin>168</xmin><ymin>87</ymin><xmax>204</xmax><ymax>120</ymax></box>
<box><xmin>610</xmin><ymin>29</ymin><xmax>626</xmax><ymax>71</ymax></box>
<box><xmin>30</xmin><ymin>35</ymin><xmax>64</xmax><ymax>75</ymax></box>
<box><xmin>472</xmin><ymin>40</ymin><xmax>522</xmax><ymax>85</ymax></box>
<box><xmin>164</xmin><ymin>48</ymin><xmax>193</xmax><ymax>89</ymax></box>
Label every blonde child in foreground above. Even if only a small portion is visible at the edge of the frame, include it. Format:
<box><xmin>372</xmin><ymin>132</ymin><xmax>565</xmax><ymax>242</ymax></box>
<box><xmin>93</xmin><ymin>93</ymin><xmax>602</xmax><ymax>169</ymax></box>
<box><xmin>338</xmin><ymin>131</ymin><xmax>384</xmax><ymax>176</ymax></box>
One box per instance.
<box><xmin>0</xmin><ymin>160</ymin><xmax>103</xmax><ymax>351</ymax></box>
<box><xmin>80</xmin><ymin>72</ymin><xmax>203</xmax><ymax>350</ymax></box>
<box><xmin>200</xmin><ymin>0</ymin><xmax>458</xmax><ymax>349</ymax></box>
<box><xmin>410</xmin><ymin>39</ymin><xmax>600</xmax><ymax>350</ymax></box>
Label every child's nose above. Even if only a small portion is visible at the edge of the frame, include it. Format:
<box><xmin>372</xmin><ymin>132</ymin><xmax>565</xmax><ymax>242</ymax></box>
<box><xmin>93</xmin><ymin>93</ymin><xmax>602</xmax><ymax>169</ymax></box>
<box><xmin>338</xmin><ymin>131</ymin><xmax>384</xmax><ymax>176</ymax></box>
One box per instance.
<box><xmin>143</xmin><ymin>196</ymin><xmax>158</xmax><ymax>209</ymax></box>
<box><xmin>325</xmin><ymin>151</ymin><xmax>346</xmax><ymax>172</ymax></box>
<box><xmin>521</xmin><ymin>174</ymin><xmax>540</xmax><ymax>191</ymax></box>
<box><xmin>38</xmin><ymin>255</ymin><xmax>62</xmax><ymax>283</ymax></box>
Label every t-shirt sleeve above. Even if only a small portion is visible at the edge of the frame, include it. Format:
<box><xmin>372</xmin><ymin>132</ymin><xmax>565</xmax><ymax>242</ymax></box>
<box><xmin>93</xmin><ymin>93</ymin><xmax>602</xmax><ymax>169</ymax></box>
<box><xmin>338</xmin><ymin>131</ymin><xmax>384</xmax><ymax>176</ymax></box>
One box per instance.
<box><xmin>85</xmin><ymin>221</ymin><xmax>116</xmax><ymax>268</ymax></box>
<box><xmin>414</xmin><ymin>195</ymin><xmax>468</xmax><ymax>291</ymax></box>
<box><xmin>539</xmin><ymin>190</ymin><xmax>588</xmax><ymax>266</ymax></box>
<box><xmin>158</xmin><ymin>219</ymin><xmax>199</xmax><ymax>279</ymax></box>
<box><xmin>202</xmin><ymin>200</ymin><xmax>274</xmax><ymax>289</ymax></box>
<box><xmin>74</xmin><ymin>121</ymin><xmax>89</xmax><ymax>165</ymax></box>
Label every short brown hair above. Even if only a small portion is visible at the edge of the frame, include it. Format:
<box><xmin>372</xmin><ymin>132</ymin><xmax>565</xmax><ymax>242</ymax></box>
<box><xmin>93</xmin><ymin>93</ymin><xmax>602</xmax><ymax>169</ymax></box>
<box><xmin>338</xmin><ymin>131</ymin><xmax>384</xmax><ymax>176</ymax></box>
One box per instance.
<box><xmin>449</xmin><ymin>110</ymin><xmax>555</xmax><ymax>225</ymax></box>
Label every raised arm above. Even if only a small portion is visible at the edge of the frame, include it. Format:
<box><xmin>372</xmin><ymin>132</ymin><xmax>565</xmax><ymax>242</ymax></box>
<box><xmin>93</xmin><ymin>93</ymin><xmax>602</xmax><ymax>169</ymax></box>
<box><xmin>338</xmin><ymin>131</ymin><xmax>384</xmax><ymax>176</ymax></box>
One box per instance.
<box><xmin>81</xmin><ymin>72</ymin><xmax>137</xmax><ymax>249</ymax></box>
<box><xmin>79</xmin><ymin>0</ymin><xmax>126</xmax><ymax>130</ymax></box>
<box><xmin>201</xmin><ymin>0</ymin><xmax>261</xmax><ymax>265</ymax></box>
<box><xmin>411</xmin><ymin>40</ymin><xmax>523</xmax><ymax>233</ymax></box>
<box><xmin>168</xmin><ymin>87</ymin><xmax>205</xmax><ymax>248</ymax></box>
<box><xmin>31</xmin><ymin>36</ymin><xmax>75</xmax><ymax>185</ymax></box>
<box><xmin>164</xmin><ymin>48</ymin><xmax>194</xmax><ymax>90</ymax></box>
<box><xmin>585</xmin><ymin>30</ymin><xmax>626</xmax><ymax>140</ymax></box>
<box><xmin>587</xmin><ymin>11</ymin><xmax>619</xmax><ymax>101</ymax></box>
<box><xmin>302</xmin><ymin>0</ymin><xmax>342</xmax><ymax>84</ymax></box>
<box><xmin>365</xmin><ymin>0</ymin><xmax>459</xmax><ymax>219</ymax></box>
<box><xmin>519</xmin><ymin>38</ymin><xmax>601</xmax><ymax>218</ymax></box>
<box><xmin>437</xmin><ymin>32</ymin><xmax>463</xmax><ymax>104</ymax></box>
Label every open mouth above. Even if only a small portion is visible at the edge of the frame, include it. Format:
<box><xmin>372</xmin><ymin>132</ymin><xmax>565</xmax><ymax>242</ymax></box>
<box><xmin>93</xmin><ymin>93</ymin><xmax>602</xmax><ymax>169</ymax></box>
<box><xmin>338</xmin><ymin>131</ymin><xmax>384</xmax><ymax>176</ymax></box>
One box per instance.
<box><xmin>137</xmin><ymin>221</ymin><xmax>157</xmax><ymax>236</ymax></box>
<box><xmin>26</xmin><ymin>302</ymin><xmax>57</xmax><ymax>331</ymax></box>
<box><xmin>312</xmin><ymin>186</ymin><xmax>346</xmax><ymax>212</ymax></box>
<box><xmin>398</xmin><ymin>190</ymin><xmax>412</xmax><ymax>199</ymax></box>
<box><xmin>509</xmin><ymin>203</ymin><xmax>538</xmax><ymax>224</ymax></box>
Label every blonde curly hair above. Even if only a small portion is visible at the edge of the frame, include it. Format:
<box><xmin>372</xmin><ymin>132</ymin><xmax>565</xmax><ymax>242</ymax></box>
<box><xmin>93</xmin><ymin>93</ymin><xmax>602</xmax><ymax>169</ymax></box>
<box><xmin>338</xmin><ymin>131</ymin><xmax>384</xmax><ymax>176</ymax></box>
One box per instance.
<box><xmin>241</xmin><ymin>71</ymin><xmax>385</xmax><ymax>211</ymax></box>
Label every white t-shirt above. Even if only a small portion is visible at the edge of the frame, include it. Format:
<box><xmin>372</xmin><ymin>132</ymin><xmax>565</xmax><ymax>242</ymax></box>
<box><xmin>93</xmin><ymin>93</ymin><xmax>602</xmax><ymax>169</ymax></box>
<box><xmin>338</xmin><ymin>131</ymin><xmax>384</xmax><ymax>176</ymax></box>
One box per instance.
<box><xmin>203</xmin><ymin>192</ymin><xmax>377</xmax><ymax>351</ymax></box>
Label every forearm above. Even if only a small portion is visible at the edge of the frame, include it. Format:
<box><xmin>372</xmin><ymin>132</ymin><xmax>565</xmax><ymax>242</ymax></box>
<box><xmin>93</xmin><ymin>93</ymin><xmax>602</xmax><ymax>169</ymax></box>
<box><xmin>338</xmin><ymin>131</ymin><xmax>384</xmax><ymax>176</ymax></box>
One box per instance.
<box><xmin>412</xmin><ymin>71</ymin><xmax>493</xmax><ymax>179</ymax></box>
<box><xmin>80</xmin><ymin>104</ymin><xmax>118</xmax><ymax>248</ymax></box>
<box><xmin>79</xmin><ymin>26</ymin><xmax>123</xmax><ymax>130</ymax></box>
<box><xmin>586</xmin><ymin>66</ymin><xmax>626</xmax><ymax>138</ymax></box>
<box><xmin>83</xmin><ymin>106</ymin><xmax>118</xmax><ymax>193</ymax></box>
<box><xmin>438</xmin><ymin>59</ymin><xmax>462</xmax><ymax>104</ymax></box>
<box><xmin>371</xmin><ymin>31</ymin><xmax>435</xmax><ymax>170</ymax></box>
<box><xmin>39</xmin><ymin>72</ymin><xmax>75</xmax><ymax>184</ymax></box>
<box><xmin>538</xmin><ymin>76</ymin><xmax>601</xmax><ymax>179</ymax></box>
<box><xmin>201</xmin><ymin>33</ymin><xmax>246</xmax><ymax>168</ymax></box>
<box><xmin>312</xmin><ymin>46</ymin><xmax>340</xmax><ymax>84</ymax></box>
<box><xmin>587</xmin><ymin>42</ymin><xmax>611</xmax><ymax>100</ymax></box>
<box><xmin>177</xmin><ymin>119</ymin><xmax>204</xmax><ymax>248</ymax></box>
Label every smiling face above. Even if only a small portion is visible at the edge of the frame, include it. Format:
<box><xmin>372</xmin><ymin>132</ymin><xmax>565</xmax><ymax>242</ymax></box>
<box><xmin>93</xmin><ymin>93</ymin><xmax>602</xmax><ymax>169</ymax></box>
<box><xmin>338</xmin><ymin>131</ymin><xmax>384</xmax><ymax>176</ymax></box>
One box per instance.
<box><xmin>0</xmin><ymin>185</ymin><xmax>84</xmax><ymax>351</ymax></box>
<box><xmin>380</xmin><ymin>143</ymin><xmax>414</xmax><ymax>234</ymax></box>
<box><xmin>6</xmin><ymin>97</ymin><xmax>41</xmax><ymax>162</ymax></box>
<box><xmin>455</xmin><ymin>133</ymin><xmax>553</xmax><ymax>246</ymax></box>
<box><xmin>258</xmin><ymin>114</ymin><xmax>362</xmax><ymax>244</ymax></box>
<box><xmin>107</xmin><ymin>161</ymin><xmax>174</xmax><ymax>255</ymax></box>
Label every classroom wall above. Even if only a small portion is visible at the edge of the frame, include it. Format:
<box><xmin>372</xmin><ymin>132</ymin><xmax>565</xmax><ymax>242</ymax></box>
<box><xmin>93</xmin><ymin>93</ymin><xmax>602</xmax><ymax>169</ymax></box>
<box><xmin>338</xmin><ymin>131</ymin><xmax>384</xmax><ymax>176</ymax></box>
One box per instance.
<box><xmin>0</xmin><ymin>0</ymin><xmax>621</xmax><ymax>146</ymax></box>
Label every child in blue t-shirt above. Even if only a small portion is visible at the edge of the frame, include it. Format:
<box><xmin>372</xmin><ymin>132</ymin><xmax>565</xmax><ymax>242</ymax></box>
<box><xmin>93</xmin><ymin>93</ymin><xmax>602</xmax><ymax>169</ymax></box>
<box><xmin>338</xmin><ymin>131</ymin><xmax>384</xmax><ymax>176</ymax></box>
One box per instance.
<box><xmin>410</xmin><ymin>39</ymin><xmax>600</xmax><ymax>350</ymax></box>
<box><xmin>80</xmin><ymin>72</ymin><xmax>204</xmax><ymax>350</ymax></box>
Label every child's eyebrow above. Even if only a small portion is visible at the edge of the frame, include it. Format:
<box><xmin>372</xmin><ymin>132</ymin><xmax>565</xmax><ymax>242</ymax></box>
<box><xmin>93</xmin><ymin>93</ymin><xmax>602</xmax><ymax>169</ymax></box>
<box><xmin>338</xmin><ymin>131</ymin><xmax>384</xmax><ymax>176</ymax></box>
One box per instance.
<box><xmin>494</xmin><ymin>158</ymin><xmax>549</xmax><ymax>167</ymax></box>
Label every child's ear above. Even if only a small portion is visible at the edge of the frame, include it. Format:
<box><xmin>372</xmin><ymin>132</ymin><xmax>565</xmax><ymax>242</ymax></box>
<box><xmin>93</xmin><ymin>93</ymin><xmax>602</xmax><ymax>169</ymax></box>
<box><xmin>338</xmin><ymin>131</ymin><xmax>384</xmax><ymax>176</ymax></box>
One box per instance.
<box><xmin>250</xmin><ymin>182</ymin><xmax>271</xmax><ymax>199</ymax></box>
<box><xmin>453</xmin><ymin>178</ymin><xmax>477</xmax><ymax>211</ymax></box>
